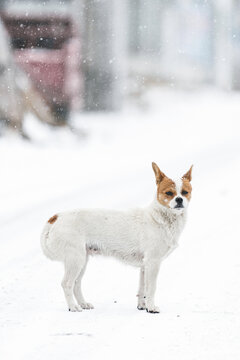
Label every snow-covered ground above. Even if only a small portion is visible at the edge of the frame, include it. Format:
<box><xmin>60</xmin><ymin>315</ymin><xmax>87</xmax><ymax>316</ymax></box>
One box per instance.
<box><xmin>0</xmin><ymin>87</ymin><xmax>240</xmax><ymax>359</ymax></box>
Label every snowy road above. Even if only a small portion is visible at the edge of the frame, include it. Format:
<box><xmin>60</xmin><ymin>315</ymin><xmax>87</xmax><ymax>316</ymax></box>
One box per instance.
<box><xmin>1</xmin><ymin>88</ymin><xmax>240</xmax><ymax>359</ymax></box>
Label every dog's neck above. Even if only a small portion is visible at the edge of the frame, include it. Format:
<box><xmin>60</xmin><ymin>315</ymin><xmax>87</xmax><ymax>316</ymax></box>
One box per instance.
<box><xmin>148</xmin><ymin>195</ymin><xmax>187</xmax><ymax>227</ymax></box>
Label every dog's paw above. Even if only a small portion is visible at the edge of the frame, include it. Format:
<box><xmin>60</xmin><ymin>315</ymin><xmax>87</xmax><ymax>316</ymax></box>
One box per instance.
<box><xmin>80</xmin><ymin>302</ymin><xmax>94</xmax><ymax>310</ymax></box>
<box><xmin>137</xmin><ymin>297</ymin><xmax>146</xmax><ymax>310</ymax></box>
<box><xmin>68</xmin><ymin>304</ymin><xmax>82</xmax><ymax>312</ymax></box>
<box><xmin>137</xmin><ymin>301</ymin><xmax>146</xmax><ymax>310</ymax></box>
<box><xmin>146</xmin><ymin>306</ymin><xmax>160</xmax><ymax>314</ymax></box>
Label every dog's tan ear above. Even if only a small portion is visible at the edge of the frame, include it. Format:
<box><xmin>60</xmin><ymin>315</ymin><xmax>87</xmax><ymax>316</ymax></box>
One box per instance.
<box><xmin>152</xmin><ymin>162</ymin><xmax>167</xmax><ymax>184</ymax></box>
<box><xmin>182</xmin><ymin>165</ymin><xmax>193</xmax><ymax>182</ymax></box>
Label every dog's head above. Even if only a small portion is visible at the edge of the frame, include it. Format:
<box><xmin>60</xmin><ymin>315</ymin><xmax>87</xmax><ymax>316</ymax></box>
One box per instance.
<box><xmin>152</xmin><ymin>162</ymin><xmax>193</xmax><ymax>214</ymax></box>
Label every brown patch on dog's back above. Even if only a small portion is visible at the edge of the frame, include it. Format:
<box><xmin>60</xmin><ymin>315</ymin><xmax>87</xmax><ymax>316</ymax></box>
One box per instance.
<box><xmin>48</xmin><ymin>214</ymin><xmax>58</xmax><ymax>224</ymax></box>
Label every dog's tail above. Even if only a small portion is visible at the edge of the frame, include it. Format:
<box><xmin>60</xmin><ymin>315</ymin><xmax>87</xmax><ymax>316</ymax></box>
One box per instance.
<box><xmin>40</xmin><ymin>215</ymin><xmax>60</xmax><ymax>261</ymax></box>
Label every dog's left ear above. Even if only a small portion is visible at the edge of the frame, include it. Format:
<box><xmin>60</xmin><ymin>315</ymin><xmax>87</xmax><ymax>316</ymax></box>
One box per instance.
<box><xmin>182</xmin><ymin>165</ymin><xmax>193</xmax><ymax>182</ymax></box>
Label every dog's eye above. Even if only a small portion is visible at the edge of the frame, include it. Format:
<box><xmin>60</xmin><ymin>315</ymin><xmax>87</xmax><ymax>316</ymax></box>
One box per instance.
<box><xmin>165</xmin><ymin>191</ymin><xmax>173</xmax><ymax>196</ymax></box>
<box><xmin>182</xmin><ymin>190</ymin><xmax>188</xmax><ymax>195</ymax></box>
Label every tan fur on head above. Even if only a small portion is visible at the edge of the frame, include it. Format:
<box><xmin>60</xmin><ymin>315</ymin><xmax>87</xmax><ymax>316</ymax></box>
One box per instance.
<box><xmin>156</xmin><ymin>177</ymin><xmax>176</xmax><ymax>207</ymax></box>
<box><xmin>152</xmin><ymin>162</ymin><xmax>167</xmax><ymax>184</ymax></box>
<box><xmin>182</xmin><ymin>165</ymin><xmax>193</xmax><ymax>182</ymax></box>
<box><xmin>152</xmin><ymin>162</ymin><xmax>173</xmax><ymax>207</ymax></box>
<box><xmin>181</xmin><ymin>178</ymin><xmax>192</xmax><ymax>201</ymax></box>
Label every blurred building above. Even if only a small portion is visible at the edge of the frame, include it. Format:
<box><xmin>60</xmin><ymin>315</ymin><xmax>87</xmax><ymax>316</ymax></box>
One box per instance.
<box><xmin>128</xmin><ymin>0</ymin><xmax>214</xmax><ymax>86</ymax></box>
<box><xmin>1</xmin><ymin>0</ymin><xmax>240</xmax><ymax>120</ymax></box>
<box><xmin>128</xmin><ymin>0</ymin><xmax>240</xmax><ymax>92</ymax></box>
<box><xmin>214</xmin><ymin>0</ymin><xmax>240</xmax><ymax>91</ymax></box>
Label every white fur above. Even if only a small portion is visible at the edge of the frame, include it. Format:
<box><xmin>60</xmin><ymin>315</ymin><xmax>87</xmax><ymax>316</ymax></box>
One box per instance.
<box><xmin>41</xmin><ymin>191</ymin><xmax>188</xmax><ymax>313</ymax></box>
<box><xmin>174</xmin><ymin>178</ymin><xmax>182</xmax><ymax>195</ymax></box>
<box><xmin>169</xmin><ymin>178</ymin><xmax>188</xmax><ymax>212</ymax></box>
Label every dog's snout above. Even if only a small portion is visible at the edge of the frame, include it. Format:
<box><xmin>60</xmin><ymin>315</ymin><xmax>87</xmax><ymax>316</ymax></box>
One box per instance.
<box><xmin>175</xmin><ymin>197</ymin><xmax>183</xmax><ymax>204</ymax></box>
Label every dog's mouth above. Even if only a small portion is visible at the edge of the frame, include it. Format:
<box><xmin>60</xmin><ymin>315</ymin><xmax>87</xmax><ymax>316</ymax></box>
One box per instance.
<box><xmin>174</xmin><ymin>204</ymin><xmax>184</xmax><ymax>209</ymax></box>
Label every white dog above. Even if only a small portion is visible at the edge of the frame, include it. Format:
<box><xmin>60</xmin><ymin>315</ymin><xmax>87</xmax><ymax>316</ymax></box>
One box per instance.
<box><xmin>41</xmin><ymin>162</ymin><xmax>193</xmax><ymax>313</ymax></box>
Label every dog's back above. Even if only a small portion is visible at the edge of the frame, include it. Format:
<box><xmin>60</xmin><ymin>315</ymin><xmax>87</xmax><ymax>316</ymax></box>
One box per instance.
<box><xmin>41</xmin><ymin>208</ymin><xmax>146</xmax><ymax>263</ymax></box>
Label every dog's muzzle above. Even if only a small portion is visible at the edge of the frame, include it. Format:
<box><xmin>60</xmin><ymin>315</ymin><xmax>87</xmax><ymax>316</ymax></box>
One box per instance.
<box><xmin>174</xmin><ymin>197</ymin><xmax>184</xmax><ymax>209</ymax></box>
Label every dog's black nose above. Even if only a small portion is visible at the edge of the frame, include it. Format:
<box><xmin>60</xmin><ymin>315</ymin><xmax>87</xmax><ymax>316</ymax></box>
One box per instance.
<box><xmin>175</xmin><ymin>197</ymin><xmax>183</xmax><ymax>204</ymax></box>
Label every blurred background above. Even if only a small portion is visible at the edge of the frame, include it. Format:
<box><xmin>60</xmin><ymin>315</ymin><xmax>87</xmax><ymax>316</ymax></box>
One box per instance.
<box><xmin>1</xmin><ymin>2</ymin><xmax>240</xmax><ymax>359</ymax></box>
<box><xmin>0</xmin><ymin>0</ymin><xmax>240</xmax><ymax>134</ymax></box>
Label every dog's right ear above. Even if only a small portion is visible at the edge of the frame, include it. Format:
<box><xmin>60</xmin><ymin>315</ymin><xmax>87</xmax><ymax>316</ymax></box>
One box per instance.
<box><xmin>152</xmin><ymin>162</ymin><xmax>166</xmax><ymax>184</ymax></box>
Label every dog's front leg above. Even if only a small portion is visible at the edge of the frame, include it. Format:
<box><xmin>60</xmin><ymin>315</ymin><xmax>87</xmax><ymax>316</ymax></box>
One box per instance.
<box><xmin>137</xmin><ymin>267</ymin><xmax>146</xmax><ymax>310</ymax></box>
<box><xmin>144</xmin><ymin>261</ymin><xmax>160</xmax><ymax>313</ymax></box>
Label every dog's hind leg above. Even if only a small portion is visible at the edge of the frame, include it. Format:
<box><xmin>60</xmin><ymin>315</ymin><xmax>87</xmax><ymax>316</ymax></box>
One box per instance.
<box><xmin>137</xmin><ymin>267</ymin><xmax>146</xmax><ymax>310</ymax></box>
<box><xmin>73</xmin><ymin>256</ymin><xmax>94</xmax><ymax>310</ymax></box>
<box><xmin>61</xmin><ymin>252</ymin><xmax>86</xmax><ymax>312</ymax></box>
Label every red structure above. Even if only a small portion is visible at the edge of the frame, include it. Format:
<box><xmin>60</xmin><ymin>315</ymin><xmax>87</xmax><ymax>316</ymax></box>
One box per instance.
<box><xmin>1</xmin><ymin>12</ymin><xmax>82</xmax><ymax>122</ymax></box>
